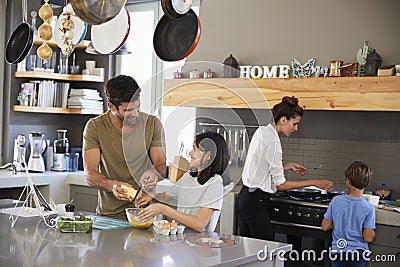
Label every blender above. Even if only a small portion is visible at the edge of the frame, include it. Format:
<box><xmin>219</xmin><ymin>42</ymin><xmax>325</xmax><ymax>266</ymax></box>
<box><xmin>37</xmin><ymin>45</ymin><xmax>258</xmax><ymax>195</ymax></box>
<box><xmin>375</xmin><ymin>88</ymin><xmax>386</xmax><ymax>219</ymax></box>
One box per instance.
<box><xmin>27</xmin><ymin>132</ymin><xmax>47</xmax><ymax>172</ymax></box>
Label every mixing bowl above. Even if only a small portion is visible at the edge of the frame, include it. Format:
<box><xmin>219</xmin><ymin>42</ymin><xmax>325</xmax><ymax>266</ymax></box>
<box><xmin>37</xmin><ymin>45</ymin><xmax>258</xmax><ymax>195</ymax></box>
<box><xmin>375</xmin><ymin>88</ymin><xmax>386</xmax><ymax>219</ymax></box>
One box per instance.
<box><xmin>125</xmin><ymin>208</ymin><xmax>156</xmax><ymax>230</ymax></box>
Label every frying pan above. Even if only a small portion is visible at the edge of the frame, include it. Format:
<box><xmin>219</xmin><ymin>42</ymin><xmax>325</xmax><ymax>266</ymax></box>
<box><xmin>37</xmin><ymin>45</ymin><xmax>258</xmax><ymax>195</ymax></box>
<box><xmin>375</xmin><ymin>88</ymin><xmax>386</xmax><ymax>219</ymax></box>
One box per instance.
<box><xmin>153</xmin><ymin>8</ymin><xmax>201</xmax><ymax>62</ymax></box>
<box><xmin>285</xmin><ymin>188</ymin><xmax>322</xmax><ymax>198</ymax></box>
<box><xmin>91</xmin><ymin>8</ymin><xmax>130</xmax><ymax>55</ymax></box>
<box><xmin>5</xmin><ymin>0</ymin><xmax>34</xmax><ymax>64</ymax></box>
<box><xmin>327</xmin><ymin>189</ymin><xmax>349</xmax><ymax>199</ymax></box>
<box><xmin>70</xmin><ymin>0</ymin><xmax>126</xmax><ymax>25</ymax></box>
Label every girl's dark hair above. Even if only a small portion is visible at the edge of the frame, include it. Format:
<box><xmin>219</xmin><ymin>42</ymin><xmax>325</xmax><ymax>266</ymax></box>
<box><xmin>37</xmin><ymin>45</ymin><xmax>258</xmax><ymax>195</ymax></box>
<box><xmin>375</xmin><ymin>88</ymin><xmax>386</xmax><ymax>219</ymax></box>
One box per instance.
<box><xmin>344</xmin><ymin>160</ymin><xmax>372</xmax><ymax>190</ymax></box>
<box><xmin>194</xmin><ymin>131</ymin><xmax>230</xmax><ymax>185</ymax></box>
<box><xmin>104</xmin><ymin>75</ymin><xmax>141</xmax><ymax>108</ymax></box>
<box><xmin>272</xmin><ymin>96</ymin><xmax>304</xmax><ymax>124</ymax></box>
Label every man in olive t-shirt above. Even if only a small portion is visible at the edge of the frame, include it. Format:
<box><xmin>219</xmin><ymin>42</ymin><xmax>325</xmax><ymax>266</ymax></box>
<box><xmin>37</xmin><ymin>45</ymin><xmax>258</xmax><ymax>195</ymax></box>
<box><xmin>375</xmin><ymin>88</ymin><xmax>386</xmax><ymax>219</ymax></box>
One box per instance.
<box><xmin>83</xmin><ymin>75</ymin><xmax>166</xmax><ymax>220</ymax></box>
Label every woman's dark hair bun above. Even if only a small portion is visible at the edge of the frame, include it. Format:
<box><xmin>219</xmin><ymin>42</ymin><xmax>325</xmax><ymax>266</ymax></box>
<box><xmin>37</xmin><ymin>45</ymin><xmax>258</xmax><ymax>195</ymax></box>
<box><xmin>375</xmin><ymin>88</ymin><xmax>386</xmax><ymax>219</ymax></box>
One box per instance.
<box><xmin>282</xmin><ymin>96</ymin><xmax>299</xmax><ymax>106</ymax></box>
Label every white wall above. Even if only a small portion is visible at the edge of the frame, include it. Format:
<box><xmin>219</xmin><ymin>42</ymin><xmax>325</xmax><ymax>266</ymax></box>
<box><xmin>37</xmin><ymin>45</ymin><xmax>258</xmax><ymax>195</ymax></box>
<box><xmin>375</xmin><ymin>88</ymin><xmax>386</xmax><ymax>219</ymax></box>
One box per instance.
<box><xmin>189</xmin><ymin>0</ymin><xmax>400</xmax><ymax>70</ymax></box>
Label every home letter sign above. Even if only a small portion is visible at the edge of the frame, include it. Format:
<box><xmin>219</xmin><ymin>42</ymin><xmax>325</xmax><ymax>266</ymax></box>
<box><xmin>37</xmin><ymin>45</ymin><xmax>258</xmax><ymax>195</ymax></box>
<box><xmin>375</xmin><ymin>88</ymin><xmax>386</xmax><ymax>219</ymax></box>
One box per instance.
<box><xmin>240</xmin><ymin>65</ymin><xmax>290</xmax><ymax>78</ymax></box>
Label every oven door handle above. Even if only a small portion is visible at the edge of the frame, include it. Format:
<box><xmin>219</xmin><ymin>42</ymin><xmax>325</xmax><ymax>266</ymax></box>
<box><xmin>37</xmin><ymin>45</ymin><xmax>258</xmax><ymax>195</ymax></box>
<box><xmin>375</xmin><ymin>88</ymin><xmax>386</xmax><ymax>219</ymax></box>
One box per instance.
<box><xmin>271</xmin><ymin>220</ymin><xmax>323</xmax><ymax>230</ymax></box>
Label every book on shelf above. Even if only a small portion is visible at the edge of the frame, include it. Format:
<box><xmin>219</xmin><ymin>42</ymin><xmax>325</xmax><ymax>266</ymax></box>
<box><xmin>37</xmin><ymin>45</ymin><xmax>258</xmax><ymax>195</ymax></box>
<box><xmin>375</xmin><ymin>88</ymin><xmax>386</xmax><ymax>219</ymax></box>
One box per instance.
<box><xmin>18</xmin><ymin>80</ymin><xmax>70</xmax><ymax>108</ymax></box>
<box><xmin>69</xmin><ymin>88</ymin><xmax>100</xmax><ymax>96</ymax></box>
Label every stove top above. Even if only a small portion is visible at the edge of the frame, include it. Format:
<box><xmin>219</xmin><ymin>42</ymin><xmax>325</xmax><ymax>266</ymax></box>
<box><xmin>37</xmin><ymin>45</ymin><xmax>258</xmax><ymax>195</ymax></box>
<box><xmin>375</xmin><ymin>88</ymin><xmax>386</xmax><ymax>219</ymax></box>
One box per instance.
<box><xmin>270</xmin><ymin>191</ymin><xmax>331</xmax><ymax>208</ymax></box>
<box><xmin>269</xmin><ymin>191</ymin><xmax>330</xmax><ymax>227</ymax></box>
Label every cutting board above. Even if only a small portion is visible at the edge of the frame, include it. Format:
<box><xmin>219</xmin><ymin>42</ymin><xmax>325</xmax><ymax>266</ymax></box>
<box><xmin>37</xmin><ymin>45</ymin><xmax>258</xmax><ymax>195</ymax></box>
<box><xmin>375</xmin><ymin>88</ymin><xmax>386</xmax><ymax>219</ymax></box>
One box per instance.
<box><xmin>92</xmin><ymin>216</ymin><xmax>132</xmax><ymax>230</ymax></box>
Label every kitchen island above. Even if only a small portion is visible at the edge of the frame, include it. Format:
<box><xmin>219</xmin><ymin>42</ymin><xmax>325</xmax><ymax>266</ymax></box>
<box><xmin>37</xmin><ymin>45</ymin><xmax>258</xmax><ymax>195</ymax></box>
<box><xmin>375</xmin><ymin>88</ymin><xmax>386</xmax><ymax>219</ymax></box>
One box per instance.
<box><xmin>0</xmin><ymin>212</ymin><xmax>292</xmax><ymax>267</ymax></box>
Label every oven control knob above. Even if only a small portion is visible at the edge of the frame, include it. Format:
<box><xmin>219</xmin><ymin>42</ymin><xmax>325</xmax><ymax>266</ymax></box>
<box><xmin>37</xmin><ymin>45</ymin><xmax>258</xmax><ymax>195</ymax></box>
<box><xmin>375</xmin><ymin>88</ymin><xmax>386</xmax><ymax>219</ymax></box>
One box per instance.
<box><xmin>304</xmin><ymin>213</ymin><xmax>311</xmax><ymax>218</ymax></box>
<box><xmin>296</xmin><ymin>212</ymin><xmax>302</xmax><ymax>217</ymax></box>
<box><xmin>315</xmin><ymin>214</ymin><xmax>321</xmax><ymax>219</ymax></box>
<box><xmin>288</xmin><ymin>211</ymin><xmax>293</xmax><ymax>216</ymax></box>
<box><xmin>273</xmin><ymin>208</ymin><xmax>280</xmax><ymax>213</ymax></box>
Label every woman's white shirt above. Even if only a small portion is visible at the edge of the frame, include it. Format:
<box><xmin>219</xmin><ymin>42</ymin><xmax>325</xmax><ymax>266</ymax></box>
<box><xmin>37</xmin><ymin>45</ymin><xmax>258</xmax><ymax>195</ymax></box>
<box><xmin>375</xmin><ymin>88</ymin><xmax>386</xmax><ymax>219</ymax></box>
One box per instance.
<box><xmin>241</xmin><ymin>124</ymin><xmax>286</xmax><ymax>193</ymax></box>
<box><xmin>166</xmin><ymin>172</ymin><xmax>223</xmax><ymax>231</ymax></box>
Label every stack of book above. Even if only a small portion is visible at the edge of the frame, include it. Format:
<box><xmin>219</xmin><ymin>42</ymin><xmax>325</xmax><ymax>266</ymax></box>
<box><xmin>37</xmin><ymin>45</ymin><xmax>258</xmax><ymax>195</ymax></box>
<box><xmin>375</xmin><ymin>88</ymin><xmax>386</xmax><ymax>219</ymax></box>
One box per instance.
<box><xmin>18</xmin><ymin>81</ymin><xmax>70</xmax><ymax>108</ymax></box>
<box><xmin>67</xmin><ymin>88</ymin><xmax>104</xmax><ymax>112</ymax></box>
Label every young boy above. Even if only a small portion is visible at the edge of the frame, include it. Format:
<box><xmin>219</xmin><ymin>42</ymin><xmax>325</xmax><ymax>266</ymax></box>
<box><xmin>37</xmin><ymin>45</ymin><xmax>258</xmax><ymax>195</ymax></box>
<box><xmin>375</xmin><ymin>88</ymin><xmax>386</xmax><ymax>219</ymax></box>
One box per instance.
<box><xmin>322</xmin><ymin>160</ymin><xmax>375</xmax><ymax>267</ymax></box>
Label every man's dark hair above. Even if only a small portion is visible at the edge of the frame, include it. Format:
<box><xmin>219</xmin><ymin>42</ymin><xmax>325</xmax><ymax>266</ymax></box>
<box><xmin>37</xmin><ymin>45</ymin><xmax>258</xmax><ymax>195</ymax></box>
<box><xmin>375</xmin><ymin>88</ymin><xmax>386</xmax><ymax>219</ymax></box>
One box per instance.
<box><xmin>344</xmin><ymin>160</ymin><xmax>372</xmax><ymax>190</ymax></box>
<box><xmin>104</xmin><ymin>75</ymin><xmax>141</xmax><ymax>108</ymax></box>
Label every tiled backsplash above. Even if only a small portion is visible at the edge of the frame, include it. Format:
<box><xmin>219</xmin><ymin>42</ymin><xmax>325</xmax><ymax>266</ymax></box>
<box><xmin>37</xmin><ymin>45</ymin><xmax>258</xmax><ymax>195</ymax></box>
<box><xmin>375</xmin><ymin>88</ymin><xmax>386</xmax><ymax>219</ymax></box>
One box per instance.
<box><xmin>281</xmin><ymin>138</ymin><xmax>400</xmax><ymax>200</ymax></box>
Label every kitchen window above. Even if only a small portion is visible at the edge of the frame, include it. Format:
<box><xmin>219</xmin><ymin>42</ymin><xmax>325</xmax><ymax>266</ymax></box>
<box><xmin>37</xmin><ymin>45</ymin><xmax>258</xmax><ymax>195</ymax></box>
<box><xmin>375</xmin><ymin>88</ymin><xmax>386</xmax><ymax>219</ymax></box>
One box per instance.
<box><xmin>115</xmin><ymin>1</ymin><xmax>200</xmax><ymax>159</ymax></box>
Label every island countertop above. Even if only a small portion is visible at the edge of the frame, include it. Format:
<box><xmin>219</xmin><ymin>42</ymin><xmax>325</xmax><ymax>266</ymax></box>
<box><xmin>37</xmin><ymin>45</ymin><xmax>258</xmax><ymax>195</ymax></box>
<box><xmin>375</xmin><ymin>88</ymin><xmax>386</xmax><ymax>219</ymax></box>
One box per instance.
<box><xmin>0</xmin><ymin>212</ymin><xmax>292</xmax><ymax>267</ymax></box>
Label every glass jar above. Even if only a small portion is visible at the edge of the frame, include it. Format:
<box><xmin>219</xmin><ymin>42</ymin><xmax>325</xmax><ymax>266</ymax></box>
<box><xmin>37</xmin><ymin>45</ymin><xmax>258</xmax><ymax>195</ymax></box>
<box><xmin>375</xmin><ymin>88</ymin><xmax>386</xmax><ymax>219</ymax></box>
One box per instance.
<box><xmin>375</xmin><ymin>184</ymin><xmax>392</xmax><ymax>200</ymax></box>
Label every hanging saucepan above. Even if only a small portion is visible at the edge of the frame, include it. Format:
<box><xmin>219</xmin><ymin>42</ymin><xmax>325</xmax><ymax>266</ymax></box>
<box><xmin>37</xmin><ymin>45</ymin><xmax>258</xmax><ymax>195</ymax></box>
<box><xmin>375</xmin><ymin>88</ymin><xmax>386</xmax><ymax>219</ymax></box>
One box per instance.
<box><xmin>327</xmin><ymin>189</ymin><xmax>349</xmax><ymax>199</ymax></box>
<box><xmin>91</xmin><ymin>8</ymin><xmax>130</xmax><ymax>55</ymax></box>
<box><xmin>153</xmin><ymin>9</ymin><xmax>201</xmax><ymax>62</ymax></box>
<box><xmin>5</xmin><ymin>0</ymin><xmax>34</xmax><ymax>64</ymax></box>
<box><xmin>161</xmin><ymin>0</ymin><xmax>192</xmax><ymax>19</ymax></box>
<box><xmin>285</xmin><ymin>188</ymin><xmax>322</xmax><ymax>198</ymax></box>
<box><xmin>70</xmin><ymin>0</ymin><xmax>126</xmax><ymax>25</ymax></box>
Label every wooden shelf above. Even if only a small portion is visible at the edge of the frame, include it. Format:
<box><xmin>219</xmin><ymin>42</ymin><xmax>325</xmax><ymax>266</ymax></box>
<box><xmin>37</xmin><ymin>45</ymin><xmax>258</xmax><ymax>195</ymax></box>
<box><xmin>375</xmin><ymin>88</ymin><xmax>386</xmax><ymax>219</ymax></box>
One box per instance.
<box><xmin>33</xmin><ymin>36</ymin><xmax>90</xmax><ymax>49</ymax></box>
<box><xmin>15</xmin><ymin>71</ymin><xmax>105</xmax><ymax>82</ymax></box>
<box><xmin>163</xmin><ymin>76</ymin><xmax>400</xmax><ymax>111</ymax></box>
<box><xmin>13</xmin><ymin>105</ymin><xmax>103</xmax><ymax>115</ymax></box>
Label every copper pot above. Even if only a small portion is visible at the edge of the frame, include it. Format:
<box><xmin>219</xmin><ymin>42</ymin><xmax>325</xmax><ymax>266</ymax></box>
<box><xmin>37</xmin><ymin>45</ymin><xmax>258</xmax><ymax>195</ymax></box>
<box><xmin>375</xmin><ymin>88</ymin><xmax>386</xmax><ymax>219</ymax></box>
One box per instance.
<box><xmin>329</xmin><ymin>60</ymin><xmax>344</xmax><ymax>77</ymax></box>
<box><xmin>329</xmin><ymin>60</ymin><xmax>357</xmax><ymax>77</ymax></box>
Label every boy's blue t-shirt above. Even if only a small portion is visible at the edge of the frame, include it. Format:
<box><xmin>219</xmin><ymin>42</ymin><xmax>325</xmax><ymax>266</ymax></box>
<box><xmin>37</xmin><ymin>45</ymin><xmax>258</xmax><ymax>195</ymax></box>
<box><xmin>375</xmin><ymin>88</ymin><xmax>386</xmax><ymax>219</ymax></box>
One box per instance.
<box><xmin>324</xmin><ymin>194</ymin><xmax>376</xmax><ymax>252</ymax></box>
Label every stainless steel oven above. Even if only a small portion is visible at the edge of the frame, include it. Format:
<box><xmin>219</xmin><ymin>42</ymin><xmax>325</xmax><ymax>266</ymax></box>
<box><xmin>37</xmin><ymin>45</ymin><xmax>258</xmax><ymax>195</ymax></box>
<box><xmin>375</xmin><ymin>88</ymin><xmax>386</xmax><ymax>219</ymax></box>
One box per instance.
<box><xmin>269</xmin><ymin>192</ymin><xmax>332</xmax><ymax>266</ymax></box>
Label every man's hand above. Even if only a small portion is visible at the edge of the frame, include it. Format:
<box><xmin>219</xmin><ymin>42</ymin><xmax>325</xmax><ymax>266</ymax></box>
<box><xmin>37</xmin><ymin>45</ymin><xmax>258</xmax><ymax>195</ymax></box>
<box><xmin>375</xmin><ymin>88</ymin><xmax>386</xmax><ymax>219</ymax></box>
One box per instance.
<box><xmin>139</xmin><ymin>169</ymin><xmax>159</xmax><ymax>189</ymax></box>
<box><xmin>111</xmin><ymin>181</ymin><xmax>135</xmax><ymax>201</ymax></box>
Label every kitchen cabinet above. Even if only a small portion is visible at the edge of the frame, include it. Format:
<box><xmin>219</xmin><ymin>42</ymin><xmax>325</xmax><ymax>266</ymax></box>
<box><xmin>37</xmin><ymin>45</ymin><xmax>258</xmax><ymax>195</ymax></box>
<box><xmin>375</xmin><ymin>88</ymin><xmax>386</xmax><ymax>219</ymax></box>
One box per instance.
<box><xmin>369</xmin><ymin>224</ymin><xmax>400</xmax><ymax>267</ymax></box>
<box><xmin>69</xmin><ymin>184</ymin><xmax>97</xmax><ymax>212</ymax></box>
<box><xmin>163</xmin><ymin>77</ymin><xmax>400</xmax><ymax>111</ymax></box>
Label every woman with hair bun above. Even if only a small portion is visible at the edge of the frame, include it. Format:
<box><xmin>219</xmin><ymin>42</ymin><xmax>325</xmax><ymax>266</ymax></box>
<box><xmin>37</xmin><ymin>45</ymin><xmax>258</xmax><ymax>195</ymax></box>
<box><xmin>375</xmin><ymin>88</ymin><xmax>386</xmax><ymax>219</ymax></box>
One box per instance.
<box><xmin>237</xmin><ymin>96</ymin><xmax>333</xmax><ymax>241</ymax></box>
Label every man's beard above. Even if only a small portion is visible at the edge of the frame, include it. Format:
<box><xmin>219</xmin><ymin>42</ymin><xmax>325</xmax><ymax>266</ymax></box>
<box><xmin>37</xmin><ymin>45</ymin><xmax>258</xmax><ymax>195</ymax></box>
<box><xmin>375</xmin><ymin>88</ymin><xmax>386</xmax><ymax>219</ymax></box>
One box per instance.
<box><xmin>117</xmin><ymin>112</ymin><xmax>137</xmax><ymax>126</ymax></box>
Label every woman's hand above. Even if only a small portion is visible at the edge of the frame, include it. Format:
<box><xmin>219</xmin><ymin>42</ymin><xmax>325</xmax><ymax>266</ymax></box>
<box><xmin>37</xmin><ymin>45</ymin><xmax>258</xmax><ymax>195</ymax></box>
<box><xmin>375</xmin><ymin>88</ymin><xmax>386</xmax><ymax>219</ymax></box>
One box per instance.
<box><xmin>135</xmin><ymin>192</ymin><xmax>153</xmax><ymax>208</ymax></box>
<box><xmin>314</xmin><ymin>179</ymin><xmax>334</xmax><ymax>190</ymax></box>
<box><xmin>138</xmin><ymin>203</ymin><xmax>165</xmax><ymax>222</ymax></box>
<box><xmin>284</xmin><ymin>163</ymin><xmax>307</xmax><ymax>176</ymax></box>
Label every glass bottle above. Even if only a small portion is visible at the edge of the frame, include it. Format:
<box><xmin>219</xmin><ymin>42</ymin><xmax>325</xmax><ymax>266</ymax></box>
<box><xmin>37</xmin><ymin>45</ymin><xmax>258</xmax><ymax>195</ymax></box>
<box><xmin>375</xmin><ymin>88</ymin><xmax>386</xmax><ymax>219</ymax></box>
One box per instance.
<box><xmin>31</xmin><ymin>11</ymin><xmax>38</xmax><ymax>36</ymax></box>
<box><xmin>375</xmin><ymin>184</ymin><xmax>392</xmax><ymax>200</ymax></box>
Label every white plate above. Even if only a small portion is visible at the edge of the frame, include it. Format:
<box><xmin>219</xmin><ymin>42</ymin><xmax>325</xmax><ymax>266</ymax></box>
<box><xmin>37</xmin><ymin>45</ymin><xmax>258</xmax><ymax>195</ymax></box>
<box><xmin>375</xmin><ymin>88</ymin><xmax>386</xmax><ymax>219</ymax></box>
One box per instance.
<box><xmin>54</xmin><ymin>13</ymin><xmax>87</xmax><ymax>48</ymax></box>
<box><xmin>91</xmin><ymin>8</ymin><xmax>130</xmax><ymax>54</ymax></box>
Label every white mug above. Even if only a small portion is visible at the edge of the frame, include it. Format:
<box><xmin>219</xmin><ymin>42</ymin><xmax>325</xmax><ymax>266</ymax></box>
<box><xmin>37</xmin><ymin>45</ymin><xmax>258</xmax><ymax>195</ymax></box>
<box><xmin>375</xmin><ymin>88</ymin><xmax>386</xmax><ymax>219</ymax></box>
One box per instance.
<box><xmin>85</xmin><ymin>60</ymin><xmax>96</xmax><ymax>73</ymax></box>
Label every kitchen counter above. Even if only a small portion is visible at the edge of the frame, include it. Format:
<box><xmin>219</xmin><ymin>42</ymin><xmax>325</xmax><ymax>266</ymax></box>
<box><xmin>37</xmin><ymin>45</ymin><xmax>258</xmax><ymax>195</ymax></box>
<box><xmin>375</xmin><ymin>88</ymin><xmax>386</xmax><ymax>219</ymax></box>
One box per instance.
<box><xmin>0</xmin><ymin>212</ymin><xmax>292</xmax><ymax>267</ymax></box>
<box><xmin>1</xmin><ymin>170</ymin><xmax>399</xmax><ymax>227</ymax></box>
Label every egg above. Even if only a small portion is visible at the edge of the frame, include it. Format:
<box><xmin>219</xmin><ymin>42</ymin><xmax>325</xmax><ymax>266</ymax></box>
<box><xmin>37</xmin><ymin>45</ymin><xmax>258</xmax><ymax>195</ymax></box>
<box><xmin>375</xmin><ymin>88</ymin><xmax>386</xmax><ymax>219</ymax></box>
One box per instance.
<box><xmin>162</xmin><ymin>222</ymin><xmax>170</xmax><ymax>229</ymax></box>
<box><xmin>169</xmin><ymin>220</ymin><xmax>178</xmax><ymax>229</ymax></box>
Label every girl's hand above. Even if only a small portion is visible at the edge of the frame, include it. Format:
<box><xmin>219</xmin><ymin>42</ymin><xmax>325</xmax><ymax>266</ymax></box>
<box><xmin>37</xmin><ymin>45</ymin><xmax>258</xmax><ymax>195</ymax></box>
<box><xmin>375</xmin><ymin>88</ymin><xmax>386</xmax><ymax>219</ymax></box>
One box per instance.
<box><xmin>135</xmin><ymin>192</ymin><xmax>153</xmax><ymax>208</ymax></box>
<box><xmin>138</xmin><ymin>203</ymin><xmax>165</xmax><ymax>222</ymax></box>
<box><xmin>284</xmin><ymin>163</ymin><xmax>307</xmax><ymax>176</ymax></box>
